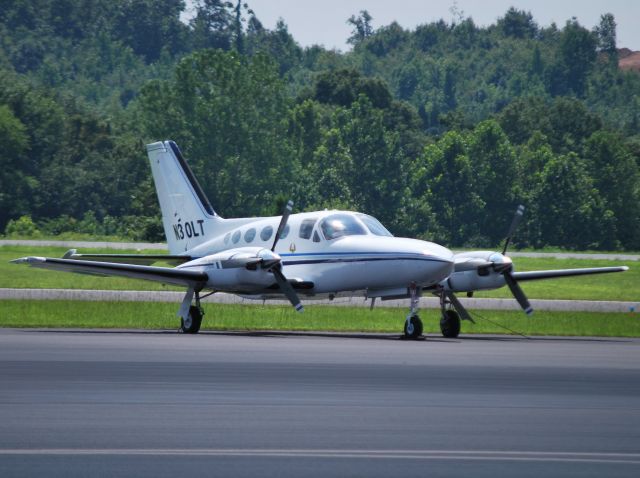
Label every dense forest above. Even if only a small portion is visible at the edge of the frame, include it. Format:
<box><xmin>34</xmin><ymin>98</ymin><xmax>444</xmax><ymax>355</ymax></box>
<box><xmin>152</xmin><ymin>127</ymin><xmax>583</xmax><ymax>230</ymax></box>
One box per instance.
<box><xmin>1</xmin><ymin>0</ymin><xmax>639</xmax><ymax>250</ymax></box>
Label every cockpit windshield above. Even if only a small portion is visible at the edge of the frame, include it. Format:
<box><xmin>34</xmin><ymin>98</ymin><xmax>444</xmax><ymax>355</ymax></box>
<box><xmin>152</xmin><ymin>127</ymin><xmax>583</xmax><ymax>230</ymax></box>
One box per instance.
<box><xmin>320</xmin><ymin>214</ymin><xmax>367</xmax><ymax>240</ymax></box>
<box><xmin>357</xmin><ymin>214</ymin><xmax>393</xmax><ymax>237</ymax></box>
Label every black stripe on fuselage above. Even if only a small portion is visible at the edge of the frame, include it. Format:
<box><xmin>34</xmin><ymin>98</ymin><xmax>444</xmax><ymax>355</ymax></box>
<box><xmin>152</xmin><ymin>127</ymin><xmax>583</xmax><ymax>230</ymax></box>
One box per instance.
<box><xmin>167</xmin><ymin>140</ymin><xmax>215</xmax><ymax>217</ymax></box>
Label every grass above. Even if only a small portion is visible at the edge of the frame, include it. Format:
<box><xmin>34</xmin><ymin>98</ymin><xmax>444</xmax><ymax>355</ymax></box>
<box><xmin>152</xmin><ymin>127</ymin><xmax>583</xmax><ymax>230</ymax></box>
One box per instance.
<box><xmin>3</xmin><ymin>245</ymin><xmax>637</xmax><ymax>301</ymax></box>
<box><xmin>1</xmin><ymin>300</ymin><xmax>639</xmax><ymax>337</ymax></box>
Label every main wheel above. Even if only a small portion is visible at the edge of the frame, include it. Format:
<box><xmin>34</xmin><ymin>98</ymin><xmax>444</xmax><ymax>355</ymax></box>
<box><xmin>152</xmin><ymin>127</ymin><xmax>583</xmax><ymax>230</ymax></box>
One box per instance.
<box><xmin>181</xmin><ymin>306</ymin><xmax>203</xmax><ymax>334</ymax></box>
<box><xmin>440</xmin><ymin>310</ymin><xmax>460</xmax><ymax>338</ymax></box>
<box><xmin>404</xmin><ymin>315</ymin><xmax>423</xmax><ymax>339</ymax></box>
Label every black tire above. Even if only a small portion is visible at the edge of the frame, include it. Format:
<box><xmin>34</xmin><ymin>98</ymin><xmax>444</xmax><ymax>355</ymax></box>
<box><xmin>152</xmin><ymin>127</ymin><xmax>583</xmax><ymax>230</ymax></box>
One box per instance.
<box><xmin>181</xmin><ymin>306</ymin><xmax>203</xmax><ymax>334</ymax></box>
<box><xmin>403</xmin><ymin>315</ymin><xmax>423</xmax><ymax>339</ymax></box>
<box><xmin>440</xmin><ymin>310</ymin><xmax>460</xmax><ymax>338</ymax></box>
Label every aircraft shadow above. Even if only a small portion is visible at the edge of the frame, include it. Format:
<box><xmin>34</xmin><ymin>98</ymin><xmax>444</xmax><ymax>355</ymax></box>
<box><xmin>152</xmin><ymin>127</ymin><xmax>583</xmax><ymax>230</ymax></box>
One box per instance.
<box><xmin>18</xmin><ymin>328</ymin><xmax>632</xmax><ymax>343</ymax></box>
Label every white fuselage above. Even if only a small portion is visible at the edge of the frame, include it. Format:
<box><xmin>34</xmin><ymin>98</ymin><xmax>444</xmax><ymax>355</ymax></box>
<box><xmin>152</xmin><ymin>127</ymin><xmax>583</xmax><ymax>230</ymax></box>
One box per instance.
<box><xmin>177</xmin><ymin>210</ymin><xmax>454</xmax><ymax>300</ymax></box>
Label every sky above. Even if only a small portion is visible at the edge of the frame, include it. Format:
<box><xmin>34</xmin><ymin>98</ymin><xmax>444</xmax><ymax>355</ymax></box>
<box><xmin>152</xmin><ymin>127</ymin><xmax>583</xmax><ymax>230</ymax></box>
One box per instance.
<box><xmin>201</xmin><ymin>0</ymin><xmax>640</xmax><ymax>52</ymax></box>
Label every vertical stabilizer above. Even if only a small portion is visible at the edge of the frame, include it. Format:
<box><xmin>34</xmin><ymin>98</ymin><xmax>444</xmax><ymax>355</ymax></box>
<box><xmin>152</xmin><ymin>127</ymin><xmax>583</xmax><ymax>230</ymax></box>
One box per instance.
<box><xmin>146</xmin><ymin>141</ymin><xmax>221</xmax><ymax>254</ymax></box>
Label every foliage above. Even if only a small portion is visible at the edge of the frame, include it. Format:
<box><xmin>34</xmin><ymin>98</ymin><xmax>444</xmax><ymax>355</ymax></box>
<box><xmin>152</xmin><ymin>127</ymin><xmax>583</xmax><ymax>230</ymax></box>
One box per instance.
<box><xmin>4</xmin><ymin>215</ymin><xmax>40</xmax><ymax>237</ymax></box>
<box><xmin>0</xmin><ymin>2</ymin><xmax>638</xmax><ymax>250</ymax></box>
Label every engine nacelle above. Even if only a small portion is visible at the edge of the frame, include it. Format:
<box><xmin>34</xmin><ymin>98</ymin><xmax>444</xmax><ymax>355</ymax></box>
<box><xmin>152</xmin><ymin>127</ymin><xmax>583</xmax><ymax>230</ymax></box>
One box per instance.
<box><xmin>445</xmin><ymin>269</ymin><xmax>506</xmax><ymax>292</ymax></box>
<box><xmin>178</xmin><ymin>247</ymin><xmax>277</xmax><ymax>292</ymax></box>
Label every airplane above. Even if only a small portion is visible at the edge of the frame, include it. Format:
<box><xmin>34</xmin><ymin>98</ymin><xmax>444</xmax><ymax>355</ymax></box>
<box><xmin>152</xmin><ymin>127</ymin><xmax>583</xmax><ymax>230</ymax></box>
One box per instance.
<box><xmin>12</xmin><ymin>140</ymin><xmax>629</xmax><ymax>338</ymax></box>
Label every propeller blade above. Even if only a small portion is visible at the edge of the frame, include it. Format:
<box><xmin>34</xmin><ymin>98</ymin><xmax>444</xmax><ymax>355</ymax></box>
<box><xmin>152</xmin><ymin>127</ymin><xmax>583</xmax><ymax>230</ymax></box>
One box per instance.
<box><xmin>503</xmin><ymin>272</ymin><xmax>533</xmax><ymax>315</ymax></box>
<box><xmin>502</xmin><ymin>204</ymin><xmax>525</xmax><ymax>255</ymax></box>
<box><xmin>444</xmin><ymin>290</ymin><xmax>475</xmax><ymax>323</ymax></box>
<box><xmin>272</xmin><ymin>266</ymin><xmax>304</xmax><ymax>313</ymax></box>
<box><xmin>272</xmin><ymin>199</ymin><xmax>293</xmax><ymax>252</ymax></box>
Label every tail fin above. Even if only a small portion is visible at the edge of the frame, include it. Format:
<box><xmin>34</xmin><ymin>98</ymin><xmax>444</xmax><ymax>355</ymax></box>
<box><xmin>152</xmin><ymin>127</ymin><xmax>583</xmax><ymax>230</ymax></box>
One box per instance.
<box><xmin>146</xmin><ymin>140</ymin><xmax>221</xmax><ymax>254</ymax></box>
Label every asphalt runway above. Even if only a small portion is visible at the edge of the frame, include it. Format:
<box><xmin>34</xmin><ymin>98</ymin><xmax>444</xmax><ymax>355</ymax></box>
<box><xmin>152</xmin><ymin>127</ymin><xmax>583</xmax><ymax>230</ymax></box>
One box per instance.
<box><xmin>0</xmin><ymin>329</ymin><xmax>639</xmax><ymax>477</ymax></box>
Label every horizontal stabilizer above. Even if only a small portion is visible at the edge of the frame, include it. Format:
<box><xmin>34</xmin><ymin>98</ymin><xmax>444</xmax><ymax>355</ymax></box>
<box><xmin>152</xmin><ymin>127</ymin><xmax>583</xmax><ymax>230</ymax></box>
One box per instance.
<box><xmin>11</xmin><ymin>257</ymin><xmax>207</xmax><ymax>288</ymax></box>
<box><xmin>513</xmin><ymin>266</ymin><xmax>628</xmax><ymax>282</ymax></box>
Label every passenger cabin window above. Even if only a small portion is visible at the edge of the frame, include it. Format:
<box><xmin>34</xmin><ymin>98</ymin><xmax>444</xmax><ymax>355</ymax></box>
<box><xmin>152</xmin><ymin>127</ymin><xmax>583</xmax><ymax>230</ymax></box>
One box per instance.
<box><xmin>357</xmin><ymin>214</ymin><xmax>393</xmax><ymax>237</ymax></box>
<box><xmin>244</xmin><ymin>228</ymin><xmax>256</xmax><ymax>243</ymax></box>
<box><xmin>260</xmin><ymin>226</ymin><xmax>273</xmax><ymax>242</ymax></box>
<box><xmin>224</xmin><ymin>233</ymin><xmax>231</xmax><ymax>245</ymax></box>
<box><xmin>320</xmin><ymin>214</ymin><xmax>367</xmax><ymax>240</ymax></box>
<box><xmin>299</xmin><ymin>218</ymin><xmax>317</xmax><ymax>240</ymax></box>
<box><xmin>232</xmin><ymin>230</ymin><xmax>241</xmax><ymax>244</ymax></box>
<box><xmin>279</xmin><ymin>224</ymin><xmax>290</xmax><ymax>240</ymax></box>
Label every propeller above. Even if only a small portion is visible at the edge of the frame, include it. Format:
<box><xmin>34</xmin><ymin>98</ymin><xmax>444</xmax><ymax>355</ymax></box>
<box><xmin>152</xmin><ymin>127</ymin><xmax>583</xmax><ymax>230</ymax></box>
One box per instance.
<box><xmin>500</xmin><ymin>205</ymin><xmax>533</xmax><ymax>315</ymax></box>
<box><xmin>263</xmin><ymin>199</ymin><xmax>303</xmax><ymax>312</ymax></box>
<box><xmin>504</xmin><ymin>273</ymin><xmax>533</xmax><ymax>315</ymax></box>
<box><xmin>502</xmin><ymin>204</ymin><xmax>524</xmax><ymax>255</ymax></box>
<box><xmin>272</xmin><ymin>199</ymin><xmax>293</xmax><ymax>252</ymax></box>
<box><xmin>272</xmin><ymin>266</ymin><xmax>304</xmax><ymax>312</ymax></box>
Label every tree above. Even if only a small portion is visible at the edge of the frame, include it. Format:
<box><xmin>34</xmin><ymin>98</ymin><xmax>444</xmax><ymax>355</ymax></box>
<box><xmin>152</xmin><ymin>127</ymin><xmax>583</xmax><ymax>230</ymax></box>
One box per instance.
<box><xmin>135</xmin><ymin>50</ymin><xmax>295</xmax><ymax>217</ymax></box>
<box><xmin>418</xmin><ymin>131</ymin><xmax>485</xmax><ymax>245</ymax></box>
<box><xmin>549</xmin><ymin>19</ymin><xmax>597</xmax><ymax>97</ymax></box>
<box><xmin>347</xmin><ymin>10</ymin><xmax>373</xmax><ymax>46</ymax></box>
<box><xmin>531</xmin><ymin>152</ymin><xmax>614</xmax><ymax>249</ymax></box>
<box><xmin>312</xmin><ymin>69</ymin><xmax>392</xmax><ymax>109</ymax></box>
<box><xmin>594</xmin><ymin>13</ymin><xmax>617</xmax><ymax>65</ymax></box>
<box><xmin>467</xmin><ymin>120</ymin><xmax>520</xmax><ymax>245</ymax></box>
<box><xmin>584</xmin><ymin>131</ymin><xmax>640</xmax><ymax>249</ymax></box>
<box><xmin>246</xmin><ymin>19</ymin><xmax>303</xmax><ymax>75</ymax></box>
<box><xmin>0</xmin><ymin>104</ymin><xmax>30</xmax><ymax>229</ymax></box>
<box><xmin>498</xmin><ymin>7</ymin><xmax>537</xmax><ymax>39</ymax></box>
<box><xmin>189</xmin><ymin>0</ymin><xmax>234</xmax><ymax>51</ymax></box>
<box><xmin>114</xmin><ymin>0</ymin><xmax>188</xmax><ymax>62</ymax></box>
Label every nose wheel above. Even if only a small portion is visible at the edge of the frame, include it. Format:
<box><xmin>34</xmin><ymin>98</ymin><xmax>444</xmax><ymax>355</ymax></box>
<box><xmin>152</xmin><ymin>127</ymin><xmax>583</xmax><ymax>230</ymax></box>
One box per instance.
<box><xmin>403</xmin><ymin>283</ymin><xmax>424</xmax><ymax>339</ymax></box>
<box><xmin>404</xmin><ymin>314</ymin><xmax>423</xmax><ymax>339</ymax></box>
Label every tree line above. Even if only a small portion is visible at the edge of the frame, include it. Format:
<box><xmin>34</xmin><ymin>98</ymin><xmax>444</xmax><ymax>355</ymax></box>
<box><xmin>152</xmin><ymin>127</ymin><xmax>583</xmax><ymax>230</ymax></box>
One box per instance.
<box><xmin>0</xmin><ymin>1</ymin><xmax>639</xmax><ymax>250</ymax></box>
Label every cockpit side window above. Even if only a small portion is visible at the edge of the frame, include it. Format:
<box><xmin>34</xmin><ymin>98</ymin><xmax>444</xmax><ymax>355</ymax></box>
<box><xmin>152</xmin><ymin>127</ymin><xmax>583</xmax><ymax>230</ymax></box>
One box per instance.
<box><xmin>357</xmin><ymin>214</ymin><xmax>393</xmax><ymax>237</ymax></box>
<box><xmin>320</xmin><ymin>214</ymin><xmax>368</xmax><ymax>240</ymax></box>
<box><xmin>299</xmin><ymin>218</ymin><xmax>317</xmax><ymax>240</ymax></box>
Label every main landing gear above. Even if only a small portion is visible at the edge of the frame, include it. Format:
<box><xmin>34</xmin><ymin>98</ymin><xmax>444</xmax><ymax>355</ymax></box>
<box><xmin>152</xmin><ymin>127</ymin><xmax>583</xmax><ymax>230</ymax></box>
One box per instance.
<box><xmin>179</xmin><ymin>288</ymin><xmax>204</xmax><ymax>334</ymax></box>
<box><xmin>402</xmin><ymin>285</ymin><xmax>463</xmax><ymax>339</ymax></box>
<box><xmin>403</xmin><ymin>283</ymin><xmax>423</xmax><ymax>339</ymax></box>
<box><xmin>439</xmin><ymin>292</ymin><xmax>461</xmax><ymax>338</ymax></box>
<box><xmin>181</xmin><ymin>305</ymin><xmax>203</xmax><ymax>334</ymax></box>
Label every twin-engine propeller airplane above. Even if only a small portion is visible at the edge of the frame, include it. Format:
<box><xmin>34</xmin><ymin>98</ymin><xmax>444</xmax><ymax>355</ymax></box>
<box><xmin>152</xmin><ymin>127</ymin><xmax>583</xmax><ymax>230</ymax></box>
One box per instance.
<box><xmin>12</xmin><ymin>140</ymin><xmax>628</xmax><ymax>338</ymax></box>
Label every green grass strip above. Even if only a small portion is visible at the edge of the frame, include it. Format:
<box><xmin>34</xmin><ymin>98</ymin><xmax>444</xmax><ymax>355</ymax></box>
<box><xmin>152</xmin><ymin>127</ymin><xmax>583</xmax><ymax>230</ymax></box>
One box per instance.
<box><xmin>1</xmin><ymin>300</ymin><xmax>639</xmax><ymax>337</ymax></box>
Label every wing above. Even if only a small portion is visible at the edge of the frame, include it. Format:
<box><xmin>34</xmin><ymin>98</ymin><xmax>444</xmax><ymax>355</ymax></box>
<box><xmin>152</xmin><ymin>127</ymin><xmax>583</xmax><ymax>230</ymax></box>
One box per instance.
<box><xmin>61</xmin><ymin>249</ymin><xmax>192</xmax><ymax>266</ymax></box>
<box><xmin>513</xmin><ymin>266</ymin><xmax>628</xmax><ymax>282</ymax></box>
<box><xmin>11</xmin><ymin>256</ymin><xmax>208</xmax><ymax>288</ymax></box>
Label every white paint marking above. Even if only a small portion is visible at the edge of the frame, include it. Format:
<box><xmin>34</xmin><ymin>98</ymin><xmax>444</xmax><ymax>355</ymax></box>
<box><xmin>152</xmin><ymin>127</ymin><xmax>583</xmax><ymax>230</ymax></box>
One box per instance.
<box><xmin>0</xmin><ymin>449</ymin><xmax>638</xmax><ymax>464</ymax></box>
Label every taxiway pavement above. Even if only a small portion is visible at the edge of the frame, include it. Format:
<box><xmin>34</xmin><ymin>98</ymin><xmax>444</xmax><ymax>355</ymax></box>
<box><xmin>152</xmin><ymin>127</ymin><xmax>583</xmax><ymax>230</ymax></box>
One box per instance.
<box><xmin>0</xmin><ymin>329</ymin><xmax>639</xmax><ymax>477</ymax></box>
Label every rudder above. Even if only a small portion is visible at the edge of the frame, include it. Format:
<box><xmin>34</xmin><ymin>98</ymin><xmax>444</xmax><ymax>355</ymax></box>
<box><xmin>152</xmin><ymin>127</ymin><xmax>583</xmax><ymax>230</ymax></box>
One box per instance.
<box><xmin>146</xmin><ymin>140</ymin><xmax>221</xmax><ymax>254</ymax></box>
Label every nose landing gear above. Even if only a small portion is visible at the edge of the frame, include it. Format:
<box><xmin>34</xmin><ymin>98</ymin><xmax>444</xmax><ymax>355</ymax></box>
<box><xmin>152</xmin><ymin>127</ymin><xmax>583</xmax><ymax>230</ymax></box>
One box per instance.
<box><xmin>403</xmin><ymin>283</ymin><xmax>423</xmax><ymax>339</ymax></box>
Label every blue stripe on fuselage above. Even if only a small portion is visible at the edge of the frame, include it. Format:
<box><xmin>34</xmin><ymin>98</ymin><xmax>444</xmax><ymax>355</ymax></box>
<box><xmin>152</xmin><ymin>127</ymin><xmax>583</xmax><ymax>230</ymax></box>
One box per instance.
<box><xmin>280</xmin><ymin>252</ymin><xmax>449</xmax><ymax>266</ymax></box>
